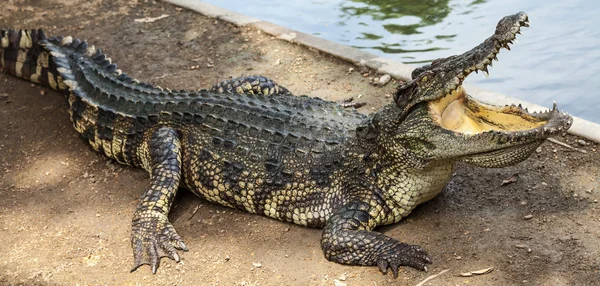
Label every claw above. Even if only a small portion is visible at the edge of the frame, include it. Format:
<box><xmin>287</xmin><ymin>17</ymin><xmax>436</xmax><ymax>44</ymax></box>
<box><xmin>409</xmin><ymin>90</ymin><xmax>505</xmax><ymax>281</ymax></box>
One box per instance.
<box><xmin>425</xmin><ymin>255</ymin><xmax>433</xmax><ymax>264</ymax></box>
<box><xmin>178</xmin><ymin>241</ymin><xmax>189</xmax><ymax>251</ymax></box>
<box><xmin>391</xmin><ymin>263</ymin><xmax>399</xmax><ymax>278</ymax></box>
<box><xmin>377</xmin><ymin>260</ymin><xmax>389</xmax><ymax>274</ymax></box>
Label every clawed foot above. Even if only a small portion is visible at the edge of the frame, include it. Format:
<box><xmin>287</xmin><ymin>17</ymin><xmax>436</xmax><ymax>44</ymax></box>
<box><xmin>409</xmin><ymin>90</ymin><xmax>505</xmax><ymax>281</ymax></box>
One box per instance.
<box><xmin>130</xmin><ymin>213</ymin><xmax>189</xmax><ymax>273</ymax></box>
<box><xmin>337</xmin><ymin>97</ymin><xmax>367</xmax><ymax>108</ymax></box>
<box><xmin>376</xmin><ymin>243</ymin><xmax>432</xmax><ymax>278</ymax></box>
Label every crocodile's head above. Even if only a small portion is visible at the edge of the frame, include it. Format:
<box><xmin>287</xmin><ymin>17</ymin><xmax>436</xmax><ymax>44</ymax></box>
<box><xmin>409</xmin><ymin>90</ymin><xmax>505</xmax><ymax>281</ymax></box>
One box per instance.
<box><xmin>376</xmin><ymin>12</ymin><xmax>573</xmax><ymax>168</ymax></box>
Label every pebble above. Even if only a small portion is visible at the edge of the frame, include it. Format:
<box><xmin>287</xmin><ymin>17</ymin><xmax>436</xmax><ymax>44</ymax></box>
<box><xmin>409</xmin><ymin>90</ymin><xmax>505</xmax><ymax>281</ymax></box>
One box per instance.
<box><xmin>577</xmin><ymin>139</ymin><xmax>587</xmax><ymax>146</ymax></box>
<box><xmin>378</xmin><ymin>74</ymin><xmax>391</xmax><ymax>86</ymax></box>
<box><xmin>334</xmin><ymin>280</ymin><xmax>347</xmax><ymax>286</ymax></box>
<box><xmin>83</xmin><ymin>172</ymin><xmax>89</xmax><ymax>178</ymax></box>
<box><xmin>524</xmin><ymin>214</ymin><xmax>533</xmax><ymax>220</ymax></box>
<box><xmin>252</xmin><ymin>262</ymin><xmax>262</xmax><ymax>268</ymax></box>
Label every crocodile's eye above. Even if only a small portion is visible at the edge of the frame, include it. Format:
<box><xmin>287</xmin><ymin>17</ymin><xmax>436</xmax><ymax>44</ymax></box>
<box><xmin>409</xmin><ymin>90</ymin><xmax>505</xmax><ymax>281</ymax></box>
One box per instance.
<box><xmin>416</xmin><ymin>71</ymin><xmax>433</xmax><ymax>85</ymax></box>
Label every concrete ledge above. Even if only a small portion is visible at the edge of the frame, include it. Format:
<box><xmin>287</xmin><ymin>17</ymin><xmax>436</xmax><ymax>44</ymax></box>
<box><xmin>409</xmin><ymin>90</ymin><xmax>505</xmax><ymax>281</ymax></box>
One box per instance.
<box><xmin>166</xmin><ymin>0</ymin><xmax>260</xmax><ymax>26</ymax></box>
<box><xmin>164</xmin><ymin>0</ymin><xmax>600</xmax><ymax>143</ymax></box>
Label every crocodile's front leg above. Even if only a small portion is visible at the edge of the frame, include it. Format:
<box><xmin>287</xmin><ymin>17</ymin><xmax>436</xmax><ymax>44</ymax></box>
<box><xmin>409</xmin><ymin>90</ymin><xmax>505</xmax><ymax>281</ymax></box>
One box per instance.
<box><xmin>130</xmin><ymin>127</ymin><xmax>188</xmax><ymax>273</ymax></box>
<box><xmin>321</xmin><ymin>201</ymin><xmax>431</xmax><ymax>278</ymax></box>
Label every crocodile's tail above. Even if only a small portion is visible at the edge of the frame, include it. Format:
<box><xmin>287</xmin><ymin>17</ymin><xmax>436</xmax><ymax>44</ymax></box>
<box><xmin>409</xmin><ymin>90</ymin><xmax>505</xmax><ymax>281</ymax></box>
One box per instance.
<box><xmin>0</xmin><ymin>29</ymin><xmax>65</xmax><ymax>89</ymax></box>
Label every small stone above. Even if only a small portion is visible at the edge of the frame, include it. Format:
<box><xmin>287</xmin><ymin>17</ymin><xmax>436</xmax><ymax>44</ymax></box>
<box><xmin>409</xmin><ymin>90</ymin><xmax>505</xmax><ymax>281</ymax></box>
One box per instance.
<box><xmin>252</xmin><ymin>262</ymin><xmax>262</xmax><ymax>268</ymax></box>
<box><xmin>384</xmin><ymin>94</ymin><xmax>391</xmax><ymax>98</ymax></box>
<box><xmin>83</xmin><ymin>172</ymin><xmax>89</xmax><ymax>178</ymax></box>
<box><xmin>515</xmin><ymin>244</ymin><xmax>526</xmax><ymax>249</ymax></box>
<box><xmin>45</xmin><ymin>171</ymin><xmax>50</xmax><ymax>176</ymax></box>
<box><xmin>577</xmin><ymin>139</ymin><xmax>587</xmax><ymax>146</ymax></box>
<box><xmin>347</xmin><ymin>67</ymin><xmax>354</xmax><ymax>73</ymax></box>
<box><xmin>0</xmin><ymin>93</ymin><xmax>8</xmax><ymax>101</ymax></box>
<box><xmin>593</xmin><ymin>199</ymin><xmax>598</xmax><ymax>203</ymax></box>
<box><xmin>206</xmin><ymin>63</ymin><xmax>214</xmax><ymax>68</ymax></box>
<box><xmin>334</xmin><ymin>280</ymin><xmax>347</xmax><ymax>286</ymax></box>
<box><xmin>535</xmin><ymin>147</ymin><xmax>542</xmax><ymax>153</ymax></box>
<box><xmin>225</xmin><ymin>255</ymin><xmax>230</xmax><ymax>262</ymax></box>
<box><xmin>378</xmin><ymin>74</ymin><xmax>391</xmax><ymax>86</ymax></box>
<box><xmin>455</xmin><ymin>256</ymin><xmax>462</xmax><ymax>260</ymax></box>
<box><xmin>524</xmin><ymin>214</ymin><xmax>533</xmax><ymax>220</ymax></box>
<box><xmin>338</xmin><ymin>273</ymin><xmax>347</xmax><ymax>281</ymax></box>
<box><xmin>471</xmin><ymin>267</ymin><xmax>494</xmax><ymax>275</ymax></box>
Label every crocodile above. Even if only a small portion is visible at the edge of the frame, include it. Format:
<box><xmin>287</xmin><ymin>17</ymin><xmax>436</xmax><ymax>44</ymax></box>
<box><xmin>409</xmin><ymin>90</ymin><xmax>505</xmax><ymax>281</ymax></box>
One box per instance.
<box><xmin>0</xmin><ymin>12</ymin><xmax>572</xmax><ymax>277</ymax></box>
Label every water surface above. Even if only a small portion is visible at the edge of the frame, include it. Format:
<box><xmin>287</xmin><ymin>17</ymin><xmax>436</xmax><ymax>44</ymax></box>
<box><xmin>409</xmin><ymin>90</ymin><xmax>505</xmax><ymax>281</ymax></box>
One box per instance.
<box><xmin>204</xmin><ymin>0</ymin><xmax>600</xmax><ymax>122</ymax></box>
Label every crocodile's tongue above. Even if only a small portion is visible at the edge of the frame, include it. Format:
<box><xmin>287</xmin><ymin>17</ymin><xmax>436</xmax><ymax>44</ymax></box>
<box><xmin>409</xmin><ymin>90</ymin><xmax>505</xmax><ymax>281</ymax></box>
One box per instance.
<box><xmin>429</xmin><ymin>87</ymin><xmax>548</xmax><ymax>135</ymax></box>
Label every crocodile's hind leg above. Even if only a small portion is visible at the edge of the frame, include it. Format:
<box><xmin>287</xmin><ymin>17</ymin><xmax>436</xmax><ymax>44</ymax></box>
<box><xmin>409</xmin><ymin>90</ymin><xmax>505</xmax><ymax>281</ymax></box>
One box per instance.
<box><xmin>336</xmin><ymin>97</ymin><xmax>367</xmax><ymax>108</ymax></box>
<box><xmin>321</xmin><ymin>201</ymin><xmax>431</xmax><ymax>278</ymax></box>
<box><xmin>210</xmin><ymin>75</ymin><xmax>291</xmax><ymax>95</ymax></box>
<box><xmin>211</xmin><ymin>75</ymin><xmax>366</xmax><ymax>108</ymax></box>
<box><xmin>130</xmin><ymin>127</ymin><xmax>188</xmax><ymax>273</ymax></box>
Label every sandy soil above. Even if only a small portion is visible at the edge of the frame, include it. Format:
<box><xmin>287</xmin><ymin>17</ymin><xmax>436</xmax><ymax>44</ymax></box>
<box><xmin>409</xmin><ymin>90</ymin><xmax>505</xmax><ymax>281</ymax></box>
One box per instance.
<box><xmin>1</xmin><ymin>1</ymin><xmax>599</xmax><ymax>285</ymax></box>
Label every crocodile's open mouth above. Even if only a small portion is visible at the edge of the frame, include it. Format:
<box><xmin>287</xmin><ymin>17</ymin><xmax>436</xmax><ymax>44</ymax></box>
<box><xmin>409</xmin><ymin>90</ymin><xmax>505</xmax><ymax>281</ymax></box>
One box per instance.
<box><xmin>424</xmin><ymin>12</ymin><xmax>571</xmax><ymax>138</ymax></box>
<box><xmin>428</xmin><ymin>87</ymin><xmax>549</xmax><ymax>135</ymax></box>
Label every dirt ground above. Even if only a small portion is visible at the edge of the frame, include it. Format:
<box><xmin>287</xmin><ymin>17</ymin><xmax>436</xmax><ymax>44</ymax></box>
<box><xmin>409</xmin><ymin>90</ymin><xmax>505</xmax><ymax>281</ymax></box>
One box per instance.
<box><xmin>1</xmin><ymin>1</ymin><xmax>599</xmax><ymax>285</ymax></box>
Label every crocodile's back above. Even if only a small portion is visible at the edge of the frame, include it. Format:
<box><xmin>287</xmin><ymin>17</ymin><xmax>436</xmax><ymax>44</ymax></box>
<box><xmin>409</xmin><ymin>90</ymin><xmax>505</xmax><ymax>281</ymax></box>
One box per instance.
<box><xmin>1</xmin><ymin>29</ymin><xmax>367</xmax><ymax>220</ymax></box>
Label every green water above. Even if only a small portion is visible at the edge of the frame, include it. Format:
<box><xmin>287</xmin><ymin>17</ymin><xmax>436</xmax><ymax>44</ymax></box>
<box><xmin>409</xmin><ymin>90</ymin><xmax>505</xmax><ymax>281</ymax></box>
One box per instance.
<box><xmin>204</xmin><ymin>0</ymin><xmax>600</xmax><ymax>122</ymax></box>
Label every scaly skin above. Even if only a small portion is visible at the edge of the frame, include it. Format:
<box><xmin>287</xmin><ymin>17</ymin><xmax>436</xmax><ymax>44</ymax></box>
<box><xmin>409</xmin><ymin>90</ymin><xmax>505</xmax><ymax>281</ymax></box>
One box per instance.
<box><xmin>0</xmin><ymin>12</ymin><xmax>572</xmax><ymax>277</ymax></box>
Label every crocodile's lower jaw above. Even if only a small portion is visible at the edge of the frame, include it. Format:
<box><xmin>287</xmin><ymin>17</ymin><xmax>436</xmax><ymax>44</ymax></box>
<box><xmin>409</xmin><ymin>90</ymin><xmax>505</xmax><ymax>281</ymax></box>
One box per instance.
<box><xmin>428</xmin><ymin>86</ymin><xmax>547</xmax><ymax>135</ymax></box>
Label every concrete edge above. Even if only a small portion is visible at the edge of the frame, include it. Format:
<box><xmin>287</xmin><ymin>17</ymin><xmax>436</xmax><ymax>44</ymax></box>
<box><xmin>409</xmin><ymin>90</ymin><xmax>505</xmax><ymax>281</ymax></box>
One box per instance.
<box><xmin>164</xmin><ymin>0</ymin><xmax>600</xmax><ymax>143</ymax></box>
